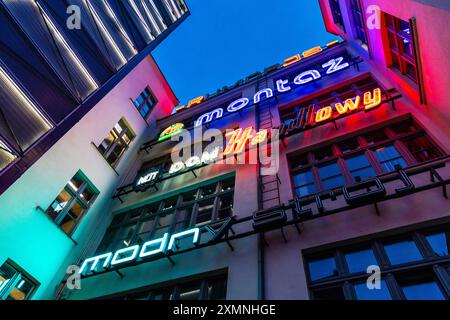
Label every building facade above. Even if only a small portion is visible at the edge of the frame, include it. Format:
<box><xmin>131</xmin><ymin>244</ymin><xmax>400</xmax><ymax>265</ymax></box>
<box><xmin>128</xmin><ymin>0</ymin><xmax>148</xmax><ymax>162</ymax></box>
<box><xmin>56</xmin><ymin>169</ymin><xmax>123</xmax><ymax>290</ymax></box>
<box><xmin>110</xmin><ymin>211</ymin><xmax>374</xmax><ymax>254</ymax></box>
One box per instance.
<box><xmin>2</xmin><ymin>0</ymin><xmax>450</xmax><ymax>301</ymax></box>
<box><xmin>0</xmin><ymin>0</ymin><xmax>188</xmax><ymax>300</ymax></box>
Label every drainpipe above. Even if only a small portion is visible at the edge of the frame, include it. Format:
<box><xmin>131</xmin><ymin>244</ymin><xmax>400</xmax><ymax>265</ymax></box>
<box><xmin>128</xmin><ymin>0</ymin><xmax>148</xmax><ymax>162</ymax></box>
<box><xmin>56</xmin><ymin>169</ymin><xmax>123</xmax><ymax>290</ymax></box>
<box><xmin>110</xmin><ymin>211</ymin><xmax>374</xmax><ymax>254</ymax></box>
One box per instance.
<box><xmin>257</xmin><ymin>233</ymin><xmax>265</xmax><ymax>300</ymax></box>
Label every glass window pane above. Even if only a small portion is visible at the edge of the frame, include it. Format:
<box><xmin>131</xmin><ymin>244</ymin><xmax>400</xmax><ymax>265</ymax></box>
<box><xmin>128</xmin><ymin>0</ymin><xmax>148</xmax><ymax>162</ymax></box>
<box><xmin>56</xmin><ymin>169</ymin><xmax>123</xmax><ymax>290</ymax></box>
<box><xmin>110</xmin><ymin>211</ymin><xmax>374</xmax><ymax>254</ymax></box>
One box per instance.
<box><xmin>196</xmin><ymin>198</ymin><xmax>215</xmax><ymax>225</ymax></box>
<box><xmin>354</xmin><ymin>280</ymin><xmax>392</xmax><ymax>300</ymax></box>
<box><xmin>0</xmin><ymin>263</ymin><xmax>17</xmax><ymax>290</ymax></box>
<box><xmin>308</xmin><ymin>256</ymin><xmax>338</xmax><ymax>281</ymax></box>
<box><xmin>179</xmin><ymin>284</ymin><xmax>201</xmax><ymax>300</ymax></box>
<box><xmin>384</xmin><ymin>240</ymin><xmax>422</xmax><ymax>265</ymax></box>
<box><xmin>401</xmin><ymin>281</ymin><xmax>445</xmax><ymax>300</ymax></box>
<box><xmin>346</xmin><ymin>154</ymin><xmax>376</xmax><ymax>181</ymax></box>
<box><xmin>319</xmin><ymin>162</ymin><xmax>342</xmax><ymax>179</ymax></box>
<box><xmin>426</xmin><ymin>232</ymin><xmax>449</xmax><ymax>257</ymax></box>
<box><xmin>312</xmin><ymin>286</ymin><xmax>345</xmax><ymax>300</ymax></box>
<box><xmin>46</xmin><ymin>189</ymin><xmax>73</xmax><ymax>219</ymax></box>
<box><xmin>207</xmin><ymin>278</ymin><xmax>227</xmax><ymax>300</ymax></box>
<box><xmin>374</xmin><ymin>145</ymin><xmax>407</xmax><ymax>172</ymax></box>
<box><xmin>8</xmin><ymin>278</ymin><xmax>34</xmax><ymax>301</ymax></box>
<box><xmin>293</xmin><ymin>171</ymin><xmax>314</xmax><ymax>187</ymax></box>
<box><xmin>295</xmin><ymin>184</ymin><xmax>317</xmax><ymax>197</ymax></box>
<box><xmin>322</xmin><ymin>175</ymin><xmax>345</xmax><ymax>190</ymax></box>
<box><xmin>344</xmin><ymin>248</ymin><xmax>378</xmax><ymax>274</ymax></box>
<box><xmin>365</xmin><ymin>131</ymin><xmax>388</xmax><ymax>145</ymax></box>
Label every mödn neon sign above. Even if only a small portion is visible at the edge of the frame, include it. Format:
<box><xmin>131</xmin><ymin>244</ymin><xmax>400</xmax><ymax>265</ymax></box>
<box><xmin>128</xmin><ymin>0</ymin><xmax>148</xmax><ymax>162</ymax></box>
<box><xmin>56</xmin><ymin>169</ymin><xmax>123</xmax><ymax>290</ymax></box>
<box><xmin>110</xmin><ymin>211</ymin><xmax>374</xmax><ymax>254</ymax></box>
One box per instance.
<box><xmin>193</xmin><ymin>56</ymin><xmax>350</xmax><ymax>127</ymax></box>
<box><xmin>79</xmin><ymin>228</ymin><xmax>201</xmax><ymax>275</ymax></box>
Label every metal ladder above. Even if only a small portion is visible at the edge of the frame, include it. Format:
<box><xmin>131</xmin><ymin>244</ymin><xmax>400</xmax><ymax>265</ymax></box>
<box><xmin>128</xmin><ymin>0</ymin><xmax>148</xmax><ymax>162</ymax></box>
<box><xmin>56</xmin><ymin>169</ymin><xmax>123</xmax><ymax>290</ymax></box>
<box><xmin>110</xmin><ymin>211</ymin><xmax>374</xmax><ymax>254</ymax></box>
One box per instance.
<box><xmin>256</xmin><ymin>79</ymin><xmax>281</xmax><ymax>210</ymax></box>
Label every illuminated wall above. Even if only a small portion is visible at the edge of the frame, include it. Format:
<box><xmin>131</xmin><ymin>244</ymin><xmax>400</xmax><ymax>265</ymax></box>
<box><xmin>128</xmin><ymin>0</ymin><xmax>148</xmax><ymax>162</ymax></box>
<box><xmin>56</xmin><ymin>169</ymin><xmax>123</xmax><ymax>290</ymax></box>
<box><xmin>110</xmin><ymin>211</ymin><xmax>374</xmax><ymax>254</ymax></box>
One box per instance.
<box><xmin>0</xmin><ymin>55</ymin><xmax>178</xmax><ymax>299</ymax></box>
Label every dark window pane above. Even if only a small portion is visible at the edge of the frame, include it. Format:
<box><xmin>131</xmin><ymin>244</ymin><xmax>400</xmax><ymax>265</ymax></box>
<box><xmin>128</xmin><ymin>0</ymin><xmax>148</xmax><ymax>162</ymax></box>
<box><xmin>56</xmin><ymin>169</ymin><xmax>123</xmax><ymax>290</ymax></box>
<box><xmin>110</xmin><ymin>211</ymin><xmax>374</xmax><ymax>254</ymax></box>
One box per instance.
<box><xmin>315</xmin><ymin>147</ymin><xmax>333</xmax><ymax>161</ymax></box>
<box><xmin>312</xmin><ymin>286</ymin><xmax>345</xmax><ymax>300</ymax></box>
<box><xmin>207</xmin><ymin>278</ymin><xmax>227</xmax><ymax>300</ymax></box>
<box><xmin>365</xmin><ymin>131</ymin><xmax>388</xmax><ymax>145</ymax></box>
<box><xmin>179</xmin><ymin>284</ymin><xmax>201</xmax><ymax>300</ymax></box>
<box><xmin>374</xmin><ymin>145</ymin><xmax>407</xmax><ymax>172</ymax></box>
<box><xmin>346</xmin><ymin>154</ymin><xmax>376</xmax><ymax>181</ymax></box>
<box><xmin>403</xmin><ymin>136</ymin><xmax>442</xmax><ymax>162</ymax></box>
<box><xmin>354</xmin><ymin>280</ymin><xmax>392</xmax><ymax>300</ymax></box>
<box><xmin>308</xmin><ymin>256</ymin><xmax>338</xmax><ymax>281</ymax></box>
<box><xmin>401</xmin><ymin>281</ymin><xmax>445</xmax><ymax>300</ymax></box>
<box><xmin>344</xmin><ymin>248</ymin><xmax>378</xmax><ymax>273</ymax></box>
<box><xmin>290</xmin><ymin>154</ymin><xmax>309</xmax><ymax>169</ymax></box>
<box><xmin>426</xmin><ymin>232</ymin><xmax>449</xmax><ymax>257</ymax></box>
<box><xmin>338</xmin><ymin>140</ymin><xmax>359</xmax><ymax>154</ymax></box>
<box><xmin>384</xmin><ymin>240</ymin><xmax>422</xmax><ymax>265</ymax></box>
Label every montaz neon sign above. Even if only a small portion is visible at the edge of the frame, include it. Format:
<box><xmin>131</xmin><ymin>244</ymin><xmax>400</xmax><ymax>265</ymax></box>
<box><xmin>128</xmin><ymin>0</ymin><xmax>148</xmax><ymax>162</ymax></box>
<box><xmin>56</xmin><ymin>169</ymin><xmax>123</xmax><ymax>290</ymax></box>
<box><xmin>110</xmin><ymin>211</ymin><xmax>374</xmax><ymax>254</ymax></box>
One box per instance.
<box><xmin>193</xmin><ymin>56</ymin><xmax>350</xmax><ymax>127</ymax></box>
<box><xmin>79</xmin><ymin>228</ymin><xmax>201</xmax><ymax>275</ymax></box>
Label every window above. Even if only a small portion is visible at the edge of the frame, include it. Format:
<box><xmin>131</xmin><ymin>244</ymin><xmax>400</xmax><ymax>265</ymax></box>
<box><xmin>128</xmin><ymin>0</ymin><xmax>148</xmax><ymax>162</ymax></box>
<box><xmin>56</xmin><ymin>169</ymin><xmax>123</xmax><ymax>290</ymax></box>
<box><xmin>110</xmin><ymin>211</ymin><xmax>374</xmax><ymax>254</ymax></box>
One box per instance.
<box><xmin>102</xmin><ymin>274</ymin><xmax>227</xmax><ymax>300</ymax></box>
<box><xmin>98</xmin><ymin>118</ymin><xmax>135</xmax><ymax>167</ymax></box>
<box><xmin>46</xmin><ymin>171</ymin><xmax>99</xmax><ymax>235</ymax></box>
<box><xmin>350</xmin><ymin>0</ymin><xmax>368</xmax><ymax>50</ymax></box>
<box><xmin>96</xmin><ymin>176</ymin><xmax>235</xmax><ymax>253</ymax></box>
<box><xmin>345</xmin><ymin>154</ymin><xmax>376</xmax><ymax>181</ymax></box>
<box><xmin>308</xmin><ymin>256</ymin><xmax>338</xmax><ymax>281</ymax></box>
<box><xmin>384</xmin><ymin>13</ymin><xmax>418</xmax><ymax>83</ymax></box>
<box><xmin>289</xmin><ymin>119</ymin><xmax>443</xmax><ymax>197</ymax></box>
<box><xmin>305</xmin><ymin>226</ymin><xmax>450</xmax><ymax>300</ymax></box>
<box><xmin>133</xmin><ymin>86</ymin><xmax>157</xmax><ymax>118</ymax></box>
<box><xmin>374</xmin><ymin>145</ymin><xmax>407</xmax><ymax>172</ymax></box>
<box><xmin>354</xmin><ymin>280</ymin><xmax>392</xmax><ymax>300</ymax></box>
<box><xmin>0</xmin><ymin>260</ymin><xmax>38</xmax><ymax>300</ymax></box>
<box><xmin>384</xmin><ymin>239</ymin><xmax>422</xmax><ymax>265</ymax></box>
<box><xmin>329</xmin><ymin>0</ymin><xmax>346</xmax><ymax>31</ymax></box>
<box><xmin>0</xmin><ymin>140</ymin><xmax>17</xmax><ymax>172</ymax></box>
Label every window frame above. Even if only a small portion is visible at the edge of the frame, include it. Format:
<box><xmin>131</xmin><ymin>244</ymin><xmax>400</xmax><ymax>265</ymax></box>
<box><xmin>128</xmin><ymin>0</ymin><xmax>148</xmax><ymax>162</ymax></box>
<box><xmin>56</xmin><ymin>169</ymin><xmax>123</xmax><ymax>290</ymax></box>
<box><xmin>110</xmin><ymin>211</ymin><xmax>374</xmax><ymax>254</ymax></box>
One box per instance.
<box><xmin>97</xmin><ymin>118</ymin><xmax>136</xmax><ymax>168</ymax></box>
<box><xmin>100</xmin><ymin>273</ymin><xmax>227</xmax><ymax>301</ymax></box>
<box><xmin>305</xmin><ymin>225</ymin><xmax>450</xmax><ymax>300</ymax></box>
<box><xmin>383</xmin><ymin>13</ymin><xmax>419</xmax><ymax>84</ymax></box>
<box><xmin>133</xmin><ymin>86</ymin><xmax>158</xmax><ymax>119</ymax></box>
<box><xmin>288</xmin><ymin>119</ymin><xmax>444</xmax><ymax>197</ymax></box>
<box><xmin>329</xmin><ymin>0</ymin><xmax>346</xmax><ymax>32</ymax></box>
<box><xmin>45</xmin><ymin>171</ymin><xmax>99</xmax><ymax>236</ymax></box>
<box><xmin>97</xmin><ymin>176</ymin><xmax>236</xmax><ymax>253</ymax></box>
<box><xmin>349</xmin><ymin>0</ymin><xmax>369</xmax><ymax>51</ymax></box>
<box><xmin>0</xmin><ymin>259</ymin><xmax>39</xmax><ymax>300</ymax></box>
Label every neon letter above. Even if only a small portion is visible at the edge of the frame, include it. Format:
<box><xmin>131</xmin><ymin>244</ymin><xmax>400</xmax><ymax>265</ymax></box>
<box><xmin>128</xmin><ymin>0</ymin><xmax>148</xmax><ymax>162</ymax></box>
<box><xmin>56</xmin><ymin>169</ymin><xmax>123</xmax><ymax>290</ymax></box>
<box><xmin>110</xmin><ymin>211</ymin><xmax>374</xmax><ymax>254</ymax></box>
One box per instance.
<box><xmin>185</xmin><ymin>156</ymin><xmax>201</xmax><ymax>168</ymax></box>
<box><xmin>169</xmin><ymin>161</ymin><xmax>185</xmax><ymax>174</ymax></box>
<box><xmin>364</xmin><ymin>88</ymin><xmax>382</xmax><ymax>110</ymax></box>
<box><xmin>195</xmin><ymin>108</ymin><xmax>224</xmax><ymax>127</ymax></box>
<box><xmin>187</xmin><ymin>96</ymin><xmax>204</xmax><ymax>108</ymax></box>
<box><xmin>282</xmin><ymin>54</ymin><xmax>301</xmax><ymax>67</ymax></box>
<box><xmin>79</xmin><ymin>252</ymin><xmax>112</xmax><ymax>274</ymax></box>
<box><xmin>322</xmin><ymin>57</ymin><xmax>350</xmax><ymax>75</ymax></box>
<box><xmin>139</xmin><ymin>233</ymin><xmax>169</xmax><ymax>258</ymax></box>
<box><xmin>276</xmin><ymin>79</ymin><xmax>292</xmax><ymax>93</ymax></box>
<box><xmin>315</xmin><ymin>106</ymin><xmax>333</xmax><ymax>123</ymax></box>
<box><xmin>334</xmin><ymin>96</ymin><xmax>361</xmax><ymax>115</ymax></box>
<box><xmin>254</xmin><ymin>88</ymin><xmax>273</xmax><ymax>104</ymax></box>
<box><xmin>136</xmin><ymin>171</ymin><xmax>159</xmax><ymax>186</ymax></box>
<box><xmin>250</xmin><ymin>130</ymin><xmax>268</xmax><ymax>146</ymax></box>
<box><xmin>167</xmin><ymin>228</ymin><xmax>201</xmax><ymax>252</ymax></box>
<box><xmin>227</xmin><ymin>98</ymin><xmax>249</xmax><ymax>113</ymax></box>
<box><xmin>110</xmin><ymin>245</ymin><xmax>140</xmax><ymax>266</ymax></box>
<box><xmin>293</xmin><ymin>70</ymin><xmax>321</xmax><ymax>85</ymax></box>
<box><xmin>223</xmin><ymin>127</ymin><xmax>254</xmax><ymax>156</ymax></box>
<box><xmin>302</xmin><ymin>46</ymin><xmax>323</xmax><ymax>58</ymax></box>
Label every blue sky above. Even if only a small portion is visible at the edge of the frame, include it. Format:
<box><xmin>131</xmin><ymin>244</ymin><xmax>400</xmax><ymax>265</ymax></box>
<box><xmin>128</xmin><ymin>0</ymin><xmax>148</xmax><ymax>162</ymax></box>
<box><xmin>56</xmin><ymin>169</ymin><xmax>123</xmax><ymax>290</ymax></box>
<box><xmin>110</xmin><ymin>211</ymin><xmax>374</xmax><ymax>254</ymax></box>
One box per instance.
<box><xmin>152</xmin><ymin>0</ymin><xmax>340</xmax><ymax>106</ymax></box>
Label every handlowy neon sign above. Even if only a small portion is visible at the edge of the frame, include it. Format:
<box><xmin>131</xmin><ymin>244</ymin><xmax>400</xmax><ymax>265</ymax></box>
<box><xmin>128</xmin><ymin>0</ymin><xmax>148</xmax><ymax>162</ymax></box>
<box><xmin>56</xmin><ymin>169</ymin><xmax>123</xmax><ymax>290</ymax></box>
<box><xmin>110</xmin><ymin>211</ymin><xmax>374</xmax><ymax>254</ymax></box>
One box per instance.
<box><xmin>193</xmin><ymin>56</ymin><xmax>350</xmax><ymax>127</ymax></box>
<box><xmin>279</xmin><ymin>88</ymin><xmax>383</xmax><ymax>137</ymax></box>
<box><xmin>79</xmin><ymin>228</ymin><xmax>201</xmax><ymax>275</ymax></box>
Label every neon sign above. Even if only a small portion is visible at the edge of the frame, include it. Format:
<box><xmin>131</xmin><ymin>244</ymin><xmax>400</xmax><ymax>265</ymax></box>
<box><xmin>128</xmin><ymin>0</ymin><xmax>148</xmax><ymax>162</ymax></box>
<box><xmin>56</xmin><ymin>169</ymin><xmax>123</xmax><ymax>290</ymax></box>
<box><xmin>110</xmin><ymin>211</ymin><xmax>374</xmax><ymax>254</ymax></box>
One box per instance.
<box><xmin>279</xmin><ymin>88</ymin><xmax>384</xmax><ymax>138</ymax></box>
<box><xmin>314</xmin><ymin>88</ymin><xmax>382</xmax><ymax>124</ymax></box>
<box><xmin>169</xmin><ymin>147</ymin><xmax>221</xmax><ymax>174</ymax></box>
<box><xmin>159</xmin><ymin>123</ymin><xmax>184</xmax><ymax>142</ymax></box>
<box><xmin>133</xmin><ymin>168</ymin><xmax>161</xmax><ymax>192</ymax></box>
<box><xmin>175</xmin><ymin>41</ymin><xmax>341</xmax><ymax>114</ymax></box>
<box><xmin>194</xmin><ymin>56</ymin><xmax>350</xmax><ymax>127</ymax></box>
<box><xmin>79</xmin><ymin>228</ymin><xmax>201</xmax><ymax>275</ymax></box>
<box><xmin>223</xmin><ymin>127</ymin><xmax>268</xmax><ymax>156</ymax></box>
